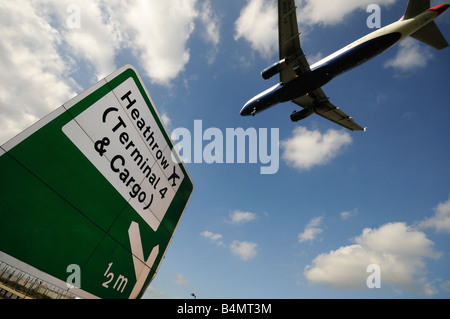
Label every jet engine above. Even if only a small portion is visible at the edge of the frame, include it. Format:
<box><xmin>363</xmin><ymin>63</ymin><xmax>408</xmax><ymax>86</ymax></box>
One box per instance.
<box><xmin>261</xmin><ymin>59</ymin><xmax>287</xmax><ymax>80</ymax></box>
<box><xmin>290</xmin><ymin>108</ymin><xmax>314</xmax><ymax>122</ymax></box>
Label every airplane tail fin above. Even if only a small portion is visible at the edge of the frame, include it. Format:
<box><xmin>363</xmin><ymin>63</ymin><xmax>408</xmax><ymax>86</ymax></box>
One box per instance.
<box><xmin>404</xmin><ymin>0</ymin><xmax>430</xmax><ymax>19</ymax></box>
<box><xmin>403</xmin><ymin>1</ymin><xmax>449</xmax><ymax>50</ymax></box>
<box><xmin>410</xmin><ymin>21</ymin><xmax>449</xmax><ymax>50</ymax></box>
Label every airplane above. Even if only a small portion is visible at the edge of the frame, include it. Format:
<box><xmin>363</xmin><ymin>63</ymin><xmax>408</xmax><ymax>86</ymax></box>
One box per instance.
<box><xmin>168</xmin><ymin>166</ymin><xmax>180</xmax><ymax>187</ymax></box>
<box><xmin>240</xmin><ymin>0</ymin><xmax>449</xmax><ymax>131</ymax></box>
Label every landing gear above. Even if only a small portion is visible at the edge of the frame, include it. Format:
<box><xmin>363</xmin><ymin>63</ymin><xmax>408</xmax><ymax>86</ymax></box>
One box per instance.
<box><xmin>251</xmin><ymin>108</ymin><xmax>256</xmax><ymax>116</ymax></box>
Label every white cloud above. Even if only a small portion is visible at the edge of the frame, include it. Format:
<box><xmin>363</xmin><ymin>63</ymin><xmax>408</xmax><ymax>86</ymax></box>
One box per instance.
<box><xmin>298</xmin><ymin>217</ymin><xmax>324</xmax><ymax>243</ymax></box>
<box><xmin>199</xmin><ymin>0</ymin><xmax>220</xmax><ymax>46</ymax></box>
<box><xmin>107</xmin><ymin>0</ymin><xmax>220</xmax><ymax>83</ymax></box>
<box><xmin>200</xmin><ymin>230</ymin><xmax>224</xmax><ymax>246</ymax></box>
<box><xmin>0</xmin><ymin>0</ymin><xmax>220</xmax><ymax>145</ymax></box>
<box><xmin>198</xmin><ymin>0</ymin><xmax>220</xmax><ymax>64</ymax></box>
<box><xmin>202</xmin><ymin>210</ymin><xmax>260</xmax><ymax>261</ymax></box>
<box><xmin>341</xmin><ymin>208</ymin><xmax>358</xmax><ymax>220</ymax></box>
<box><xmin>229</xmin><ymin>210</ymin><xmax>258</xmax><ymax>225</ymax></box>
<box><xmin>63</xmin><ymin>1</ymin><xmax>121</xmax><ymax>80</ymax></box>
<box><xmin>161</xmin><ymin>112</ymin><xmax>172</xmax><ymax>129</ymax></box>
<box><xmin>0</xmin><ymin>0</ymin><xmax>79</xmax><ymax>144</ymax></box>
<box><xmin>230</xmin><ymin>240</ymin><xmax>258</xmax><ymax>261</ymax></box>
<box><xmin>36</xmin><ymin>0</ymin><xmax>124</xmax><ymax>80</ymax></box>
<box><xmin>234</xmin><ymin>0</ymin><xmax>278</xmax><ymax>58</ymax></box>
<box><xmin>306</xmin><ymin>52</ymin><xmax>324</xmax><ymax>65</ymax></box>
<box><xmin>281</xmin><ymin>127</ymin><xmax>352</xmax><ymax>171</ymax></box>
<box><xmin>418</xmin><ymin>196</ymin><xmax>450</xmax><ymax>233</ymax></box>
<box><xmin>201</xmin><ymin>230</ymin><xmax>259</xmax><ymax>261</ymax></box>
<box><xmin>304</xmin><ymin>222</ymin><xmax>441</xmax><ymax>295</ymax></box>
<box><xmin>384</xmin><ymin>37</ymin><xmax>434</xmax><ymax>72</ymax></box>
<box><xmin>174</xmin><ymin>273</ymin><xmax>190</xmax><ymax>285</ymax></box>
<box><xmin>298</xmin><ymin>0</ymin><xmax>397</xmax><ymax>26</ymax></box>
<box><xmin>121</xmin><ymin>0</ymin><xmax>199</xmax><ymax>85</ymax></box>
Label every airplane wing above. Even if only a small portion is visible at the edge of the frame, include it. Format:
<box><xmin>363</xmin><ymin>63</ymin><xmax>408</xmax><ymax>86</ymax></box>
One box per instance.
<box><xmin>279</xmin><ymin>0</ymin><xmax>364</xmax><ymax>131</ymax></box>
<box><xmin>292</xmin><ymin>89</ymin><xmax>366</xmax><ymax>131</ymax></box>
<box><xmin>278</xmin><ymin>0</ymin><xmax>311</xmax><ymax>84</ymax></box>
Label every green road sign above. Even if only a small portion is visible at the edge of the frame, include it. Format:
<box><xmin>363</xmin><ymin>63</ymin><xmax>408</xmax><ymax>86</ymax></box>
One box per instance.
<box><xmin>0</xmin><ymin>65</ymin><xmax>193</xmax><ymax>299</ymax></box>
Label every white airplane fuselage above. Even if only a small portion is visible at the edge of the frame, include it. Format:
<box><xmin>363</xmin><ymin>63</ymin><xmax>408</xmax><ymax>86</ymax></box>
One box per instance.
<box><xmin>240</xmin><ymin>4</ymin><xmax>449</xmax><ymax>117</ymax></box>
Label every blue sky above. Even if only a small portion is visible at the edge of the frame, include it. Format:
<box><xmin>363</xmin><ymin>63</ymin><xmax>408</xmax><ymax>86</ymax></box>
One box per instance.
<box><xmin>1</xmin><ymin>0</ymin><xmax>450</xmax><ymax>298</ymax></box>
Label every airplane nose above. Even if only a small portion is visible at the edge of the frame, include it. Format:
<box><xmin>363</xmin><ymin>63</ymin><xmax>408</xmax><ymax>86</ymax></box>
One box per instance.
<box><xmin>240</xmin><ymin>105</ymin><xmax>249</xmax><ymax>116</ymax></box>
<box><xmin>240</xmin><ymin>100</ymin><xmax>255</xmax><ymax>116</ymax></box>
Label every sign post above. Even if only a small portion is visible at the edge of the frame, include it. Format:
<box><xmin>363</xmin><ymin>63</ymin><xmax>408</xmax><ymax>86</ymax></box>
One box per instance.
<box><xmin>0</xmin><ymin>65</ymin><xmax>193</xmax><ymax>299</ymax></box>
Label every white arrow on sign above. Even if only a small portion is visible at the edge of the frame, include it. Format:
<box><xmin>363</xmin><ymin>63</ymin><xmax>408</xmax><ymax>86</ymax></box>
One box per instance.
<box><xmin>128</xmin><ymin>221</ymin><xmax>159</xmax><ymax>299</ymax></box>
